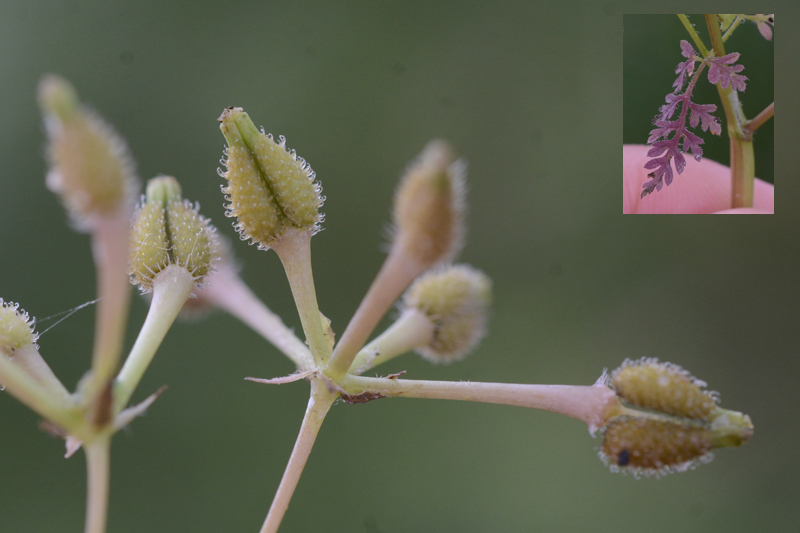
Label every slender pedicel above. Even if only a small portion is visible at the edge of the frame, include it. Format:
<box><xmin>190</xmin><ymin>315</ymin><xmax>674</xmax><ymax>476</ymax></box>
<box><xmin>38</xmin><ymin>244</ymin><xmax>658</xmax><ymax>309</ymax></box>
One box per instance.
<box><xmin>39</xmin><ymin>74</ymin><xmax>139</xmax><ymax>403</ymax></box>
<box><xmin>218</xmin><ymin>108</ymin><xmax>330</xmax><ymax>365</ymax></box>
<box><xmin>117</xmin><ymin>176</ymin><xmax>220</xmax><ymax>411</ymax></box>
<box><xmin>326</xmin><ymin>140</ymin><xmax>466</xmax><ymax>380</ymax></box>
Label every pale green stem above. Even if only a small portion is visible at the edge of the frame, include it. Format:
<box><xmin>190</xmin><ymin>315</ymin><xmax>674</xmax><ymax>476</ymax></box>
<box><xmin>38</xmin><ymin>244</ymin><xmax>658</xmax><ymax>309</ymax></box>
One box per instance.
<box><xmin>326</xmin><ymin>246</ymin><xmax>422</xmax><ymax>381</ymax></box>
<box><xmin>731</xmin><ymin>137</ymin><xmax>755</xmax><ymax>208</ymax></box>
<box><xmin>114</xmin><ymin>265</ymin><xmax>193</xmax><ymax>411</ymax></box>
<box><xmin>677</xmin><ymin>14</ymin><xmax>709</xmax><ymax>57</ymax></box>
<box><xmin>343</xmin><ymin>375</ymin><xmax>622</xmax><ymax>432</ymax></box>
<box><xmin>0</xmin><ymin>351</ymin><xmax>82</xmax><ymax>434</ymax></box>
<box><xmin>84</xmin><ymin>435</ymin><xmax>111</xmax><ymax>533</ymax></box>
<box><xmin>200</xmin><ymin>262</ymin><xmax>313</xmax><ymax>370</ymax></box>
<box><xmin>349</xmin><ymin>308</ymin><xmax>434</xmax><ymax>375</ymax></box>
<box><xmin>88</xmin><ymin>210</ymin><xmax>132</xmax><ymax>400</ymax></box>
<box><xmin>705</xmin><ymin>14</ymin><xmax>755</xmax><ymax>209</ymax></box>
<box><xmin>272</xmin><ymin>229</ymin><xmax>330</xmax><ymax>366</ymax></box>
<box><xmin>260</xmin><ymin>378</ymin><xmax>336</xmax><ymax>533</ymax></box>
<box><xmin>9</xmin><ymin>344</ymin><xmax>72</xmax><ymax>402</ymax></box>
<box><xmin>721</xmin><ymin>15</ymin><xmax>743</xmax><ymax>42</ymax></box>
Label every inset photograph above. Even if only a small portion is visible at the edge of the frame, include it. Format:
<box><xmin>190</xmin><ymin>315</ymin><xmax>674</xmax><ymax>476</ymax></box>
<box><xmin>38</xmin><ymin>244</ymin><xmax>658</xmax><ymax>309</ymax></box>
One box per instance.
<box><xmin>623</xmin><ymin>14</ymin><xmax>773</xmax><ymax>213</ymax></box>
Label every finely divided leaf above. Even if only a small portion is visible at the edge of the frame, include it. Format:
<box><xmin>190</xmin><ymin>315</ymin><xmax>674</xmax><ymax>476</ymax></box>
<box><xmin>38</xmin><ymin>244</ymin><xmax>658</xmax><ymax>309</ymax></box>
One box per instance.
<box><xmin>673</xmin><ymin>41</ymin><xmax>698</xmax><ymax>92</ymax></box>
<box><xmin>679</xmin><ymin>40</ymin><xmax>696</xmax><ymax>59</ymax></box>
<box><xmin>640</xmin><ymin>41</ymin><xmax>739</xmax><ymax>198</ymax></box>
<box><xmin>688</xmin><ymin>102</ymin><xmax>722</xmax><ymax>136</ymax></box>
<box><xmin>707</xmin><ymin>53</ymin><xmax>748</xmax><ymax>92</ymax></box>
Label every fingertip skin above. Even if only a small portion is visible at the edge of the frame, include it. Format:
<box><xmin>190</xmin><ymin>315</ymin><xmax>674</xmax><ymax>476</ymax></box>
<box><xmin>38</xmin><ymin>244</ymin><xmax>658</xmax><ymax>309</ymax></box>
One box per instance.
<box><xmin>623</xmin><ymin>145</ymin><xmax>773</xmax><ymax>214</ymax></box>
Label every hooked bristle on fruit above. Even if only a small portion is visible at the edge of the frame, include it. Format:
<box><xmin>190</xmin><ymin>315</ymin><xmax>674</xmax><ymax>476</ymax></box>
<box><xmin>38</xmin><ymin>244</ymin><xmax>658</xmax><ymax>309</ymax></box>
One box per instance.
<box><xmin>0</xmin><ymin>299</ymin><xmax>38</xmax><ymax>355</ymax></box>
<box><xmin>611</xmin><ymin>358</ymin><xmax>718</xmax><ymax>421</ymax></box>
<box><xmin>129</xmin><ymin>176</ymin><xmax>219</xmax><ymax>292</ymax></box>
<box><xmin>218</xmin><ymin>107</ymin><xmax>323</xmax><ymax>249</ymax></box>
<box><xmin>600</xmin><ymin>417</ymin><xmax>713</xmax><ymax>477</ymax></box>
<box><xmin>393</xmin><ymin>140</ymin><xmax>466</xmax><ymax>268</ymax></box>
<box><xmin>403</xmin><ymin>264</ymin><xmax>492</xmax><ymax>363</ymax></box>
<box><xmin>38</xmin><ymin>75</ymin><xmax>138</xmax><ymax>229</ymax></box>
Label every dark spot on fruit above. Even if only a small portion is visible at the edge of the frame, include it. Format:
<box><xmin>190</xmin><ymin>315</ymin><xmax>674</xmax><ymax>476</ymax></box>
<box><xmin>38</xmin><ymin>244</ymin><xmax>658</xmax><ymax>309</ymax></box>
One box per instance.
<box><xmin>618</xmin><ymin>449</ymin><xmax>630</xmax><ymax>466</ymax></box>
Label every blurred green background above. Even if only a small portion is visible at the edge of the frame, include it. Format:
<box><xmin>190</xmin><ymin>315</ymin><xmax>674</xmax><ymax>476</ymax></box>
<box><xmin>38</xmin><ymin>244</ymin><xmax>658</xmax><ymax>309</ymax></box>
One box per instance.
<box><xmin>624</xmin><ymin>14</ymin><xmax>774</xmax><ymax>184</ymax></box>
<box><xmin>1</xmin><ymin>2</ymin><xmax>797</xmax><ymax>532</ymax></box>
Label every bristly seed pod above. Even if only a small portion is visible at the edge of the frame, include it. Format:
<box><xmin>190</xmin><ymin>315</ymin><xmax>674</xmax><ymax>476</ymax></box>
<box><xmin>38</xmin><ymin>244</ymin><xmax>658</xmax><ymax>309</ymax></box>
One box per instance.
<box><xmin>0</xmin><ymin>299</ymin><xmax>38</xmax><ymax>355</ymax></box>
<box><xmin>600</xmin><ymin>417</ymin><xmax>713</xmax><ymax>478</ymax></box>
<box><xmin>611</xmin><ymin>357</ymin><xmax>718</xmax><ymax>421</ymax></box>
<box><xmin>393</xmin><ymin>140</ymin><xmax>466</xmax><ymax>268</ymax></box>
<box><xmin>0</xmin><ymin>299</ymin><xmax>71</xmax><ymax>399</ymax></box>
<box><xmin>403</xmin><ymin>264</ymin><xmax>492</xmax><ymax>363</ymax></box>
<box><xmin>601</xmin><ymin>358</ymin><xmax>752</xmax><ymax>476</ymax></box>
<box><xmin>38</xmin><ymin>75</ymin><xmax>138</xmax><ymax>229</ymax></box>
<box><xmin>129</xmin><ymin>176</ymin><xmax>219</xmax><ymax>292</ymax></box>
<box><xmin>218</xmin><ymin>107</ymin><xmax>324</xmax><ymax>250</ymax></box>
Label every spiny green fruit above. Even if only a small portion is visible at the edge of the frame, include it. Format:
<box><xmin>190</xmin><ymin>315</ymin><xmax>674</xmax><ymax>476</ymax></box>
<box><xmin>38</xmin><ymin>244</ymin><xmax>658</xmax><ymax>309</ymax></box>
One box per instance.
<box><xmin>611</xmin><ymin>358</ymin><xmax>718</xmax><ymax>421</ymax></box>
<box><xmin>0</xmin><ymin>300</ymin><xmax>38</xmax><ymax>355</ymax></box>
<box><xmin>393</xmin><ymin>140</ymin><xmax>465</xmax><ymax>267</ymax></box>
<box><xmin>218</xmin><ymin>107</ymin><xmax>323</xmax><ymax>249</ymax></box>
<box><xmin>600</xmin><ymin>417</ymin><xmax>713</xmax><ymax>477</ymax></box>
<box><xmin>129</xmin><ymin>176</ymin><xmax>219</xmax><ymax>292</ymax></box>
<box><xmin>38</xmin><ymin>75</ymin><xmax>137</xmax><ymax>228</ymax></box>
<box><xmin>403</xmin><ymin>265</ymin><xmax>491</xmax><ymax>363</ymax></box>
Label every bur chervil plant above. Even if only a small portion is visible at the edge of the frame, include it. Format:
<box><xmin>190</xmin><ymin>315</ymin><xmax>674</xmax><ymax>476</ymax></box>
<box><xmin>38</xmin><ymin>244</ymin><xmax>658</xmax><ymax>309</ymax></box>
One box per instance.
<box><xmin>640</xmin><ymin>14</ymin><xmax>774</xmax><ymax>207</ymax></box>
<box><xmin>1</xmin><ymin>78</ymin><xmax>754</xmax><ymax>533</ymax></box>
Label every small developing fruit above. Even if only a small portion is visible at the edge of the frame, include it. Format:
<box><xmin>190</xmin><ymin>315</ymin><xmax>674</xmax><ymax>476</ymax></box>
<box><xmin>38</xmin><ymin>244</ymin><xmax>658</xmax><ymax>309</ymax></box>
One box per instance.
<box><xmin>0</xmin><ymin>299</ymin><xmax>38</xmax><ymax>355</ymax></box>
<box><xmin>218</xmin><ymin>107</ymin><xmax>323</xmax><ymax>249</ymax></box>
<box><xmin>129</xmin><ymin>176</ymin><xmax>219</xmax><ymax>292</ymax></box>
<box><xmin>403</xmin><ymin>265</ymin><xmax>491</xmax><ymax>363</ymax></box>
<box><xmin>393</xmin><ymin>140</ymin><xmax>465</xmax><ymax>268</ymax></box>
<box><xmin>600</xmin><ymin>416</ymin><xmax>713</xmax><ymax>477</ymax></box>
<box><xmin>38</xmin><ymin>75</ymin><xmax>137</xmax><ymax>228</ymax></box>
<box><xmin>611</xmin><ymin>357</ymin><xmax>718</xmax><ymax>421</ymax></box>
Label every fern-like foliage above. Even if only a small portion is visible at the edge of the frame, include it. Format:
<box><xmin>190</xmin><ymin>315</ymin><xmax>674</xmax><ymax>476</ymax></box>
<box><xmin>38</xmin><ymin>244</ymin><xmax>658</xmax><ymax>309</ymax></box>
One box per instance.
<box><xmin>641</xmin><ymin>40</ymin><xmax>747</xmax><ymax>199</ymax></box>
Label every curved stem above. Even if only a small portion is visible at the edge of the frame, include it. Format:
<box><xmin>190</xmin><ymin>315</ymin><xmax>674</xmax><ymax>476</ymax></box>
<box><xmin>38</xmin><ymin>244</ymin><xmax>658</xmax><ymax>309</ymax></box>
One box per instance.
<box><xmin>84</xmin><ymin>435</ymin><xmax>111</xmax><ymax>533</ymax></box>
<box><xmin>272</xmin><ymin>229</ymin><xmax>330</xmax><ymax>366</ymax></box>
<box><xmin>260</xmin><ymin>378</ymin><xmax>336</xmax><ymax>533</ymax></box>
<box><xmin>114</xmin><ymin>265</ymin><xmax>194</xmax><ymax>411</ymax></box>
<box><xmin>200</xmin><ymin>263</ymin><xmax>313</xmax><ymax>370</ymax></box>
